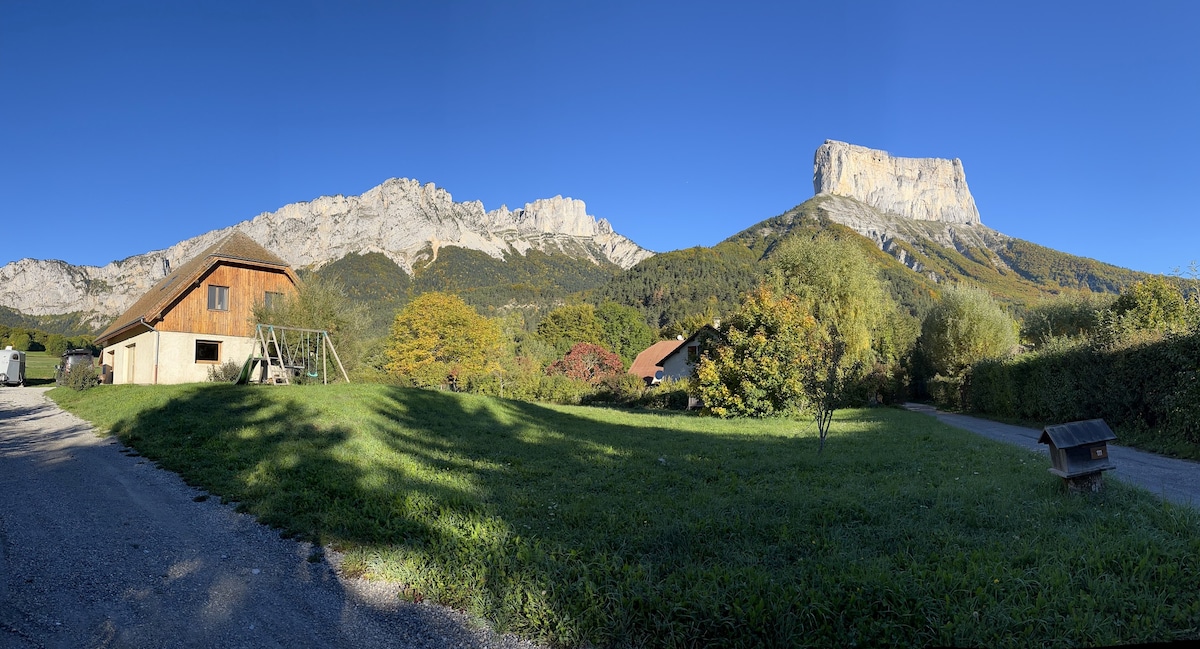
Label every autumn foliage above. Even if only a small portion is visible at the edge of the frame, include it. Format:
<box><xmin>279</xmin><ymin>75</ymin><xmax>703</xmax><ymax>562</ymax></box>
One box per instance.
<box><xmin>545</xmin><ymin>342</ymin><xmax>624</xmax><ymax>385</ymax></box>
<box><xmin>386</xmin><ymin>292</ymin><xmax>503</xmax><ymax>388</ymax></box>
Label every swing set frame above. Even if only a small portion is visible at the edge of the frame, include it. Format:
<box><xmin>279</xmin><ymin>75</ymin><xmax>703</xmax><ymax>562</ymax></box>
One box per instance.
<box><xmin>239</xmin><ymin>324</ymin><xmax>350</xmax><ymax>385</ymax></box>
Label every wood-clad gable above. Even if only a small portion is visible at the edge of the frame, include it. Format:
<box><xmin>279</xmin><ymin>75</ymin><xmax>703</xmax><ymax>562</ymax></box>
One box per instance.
<box><xmin>158</xmin><ymin>262</ymin><xmax>296</xmax><ymax>337</ymax></box>
<box><xmin>96</xmin><ymin>231</ymin><xmax>300</xmax><ymax>347</ymax></box>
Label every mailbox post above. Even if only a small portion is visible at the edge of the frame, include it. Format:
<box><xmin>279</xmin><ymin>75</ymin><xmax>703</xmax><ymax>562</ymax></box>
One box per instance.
<box><xmin>1038</xmin><ymin>419</ymin><xmax>1116</xmax><ymax>493</ymax></box>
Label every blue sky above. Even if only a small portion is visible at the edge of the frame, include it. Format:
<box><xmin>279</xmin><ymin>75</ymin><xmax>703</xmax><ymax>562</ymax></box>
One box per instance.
<box><xmin>2</xmin><ymin>1</ymin><xmax>1197</xmax><ymax>275</ymax></box>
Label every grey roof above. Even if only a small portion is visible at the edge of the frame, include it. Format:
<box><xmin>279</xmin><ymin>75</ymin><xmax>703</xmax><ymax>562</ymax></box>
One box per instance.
<box><xmin>1038</xmin><ymin>419</ymin><xmax>1117</xmax><ymax>448</ymax></box>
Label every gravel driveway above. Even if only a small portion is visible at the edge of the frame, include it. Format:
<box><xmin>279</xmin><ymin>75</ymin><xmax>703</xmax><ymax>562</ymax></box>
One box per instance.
<box><xmin>0</xmin><ymin>387</ymin><xmax>541</xmax><ymax>649</ymax></box>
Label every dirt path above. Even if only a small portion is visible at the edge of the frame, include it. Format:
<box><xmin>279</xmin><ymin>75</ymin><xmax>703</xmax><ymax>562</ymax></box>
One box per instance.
<box><xmin>903</xmin><ymin>403</ymin><xmax>1200</xmax><ymax>509</ymax></box>
<box><xmin>0</xmin><ymin>387</ymin><xmax>539</xmax><ymax>649</ymax></box>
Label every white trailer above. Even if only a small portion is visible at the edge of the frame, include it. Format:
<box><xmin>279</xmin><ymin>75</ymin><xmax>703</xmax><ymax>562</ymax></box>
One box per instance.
<box><xmin>1</xmin><ymin>346</ymin><xmax>25</xmax><ymax>387</ymax></box>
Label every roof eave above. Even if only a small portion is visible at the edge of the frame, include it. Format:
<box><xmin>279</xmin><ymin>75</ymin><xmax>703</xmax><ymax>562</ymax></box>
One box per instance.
<box><xmin>96</xmin><ymin>318</ymin><xmax>155</xmax><ymax>347</ymax></box>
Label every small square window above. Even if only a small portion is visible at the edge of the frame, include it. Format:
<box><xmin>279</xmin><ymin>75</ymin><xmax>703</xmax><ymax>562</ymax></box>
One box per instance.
<box><xmin>207</xmin><ymin>285</ymin><xmax>229</xmax><ymax>311</ymax></box>
<box><xmin>687</xmin><ymin>345</ymin><xmax>699</xmax><ymax>362</ymax></box>
<box><xmin>195</xmin><ymin>340</ymin><xmax>221</xmax><ymax>363</ymax></box>
<box><xmin>264</xmin><ymin>291</ymin><xmax>284</xmax><ymax>309</ymax></box>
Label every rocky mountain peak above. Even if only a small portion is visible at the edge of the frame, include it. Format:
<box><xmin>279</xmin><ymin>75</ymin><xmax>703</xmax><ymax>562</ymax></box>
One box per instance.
<box><xmin>0</xmin><ymin>178</ymin><xmax>653</xmax><ymax>325</ymax></box>
<box><xmin>506</xmin><ymin>196</ymin><xmax>595</xmax><ymax>237</ymax></box>
<box><xmin>813</xmin><ymin>140</ymin><xmax>981</xmax><ymax>225</ymax></box>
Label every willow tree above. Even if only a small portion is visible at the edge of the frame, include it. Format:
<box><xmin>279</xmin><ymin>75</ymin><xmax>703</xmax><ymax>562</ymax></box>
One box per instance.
<box><xmin>919</xmin><ymin>285</ymin><xmax>1017</xmax><ymax>378</ymax></box>
<box><xmin>767</xmin><ymin>233</ymin><xmax>890</xmax><ymax>452</ymax></box>
<box><xmin>251</xmin><ymin>276</ymin><xmax>370</xmax><ymax>372</ymax></box>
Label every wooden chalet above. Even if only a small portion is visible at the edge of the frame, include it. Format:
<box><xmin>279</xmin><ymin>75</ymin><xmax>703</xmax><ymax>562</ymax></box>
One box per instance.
<box><xmin>95</xmin><ymin>231</ymin><xmax>299</xmax><ymax>384</ymax></box>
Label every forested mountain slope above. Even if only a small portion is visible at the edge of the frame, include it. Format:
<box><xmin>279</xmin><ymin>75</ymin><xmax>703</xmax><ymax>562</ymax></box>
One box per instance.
<box><xmin>309</xmin><ymin>247</ymin><xmax>621</xmax><ymax>329</ymax></box>
<box><xmin>594</xmin><ymin>195</ymin><xmax>1152</xmax><ymax>331</ymax></box>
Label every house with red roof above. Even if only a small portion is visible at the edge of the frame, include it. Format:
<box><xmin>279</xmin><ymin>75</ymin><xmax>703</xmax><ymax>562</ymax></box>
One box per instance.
<box><xmin>628</xmin><ymin>325</ymin><xmax>723</xmax><ymax>386</ymax></box>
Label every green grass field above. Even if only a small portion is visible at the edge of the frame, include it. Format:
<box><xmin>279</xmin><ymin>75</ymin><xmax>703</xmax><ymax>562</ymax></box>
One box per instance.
<box><xmin>50</xmin><ymin>384</ymin><xmax>1200</xmax><ymax>648</ymax></box>
<box><xmin>21</xmin><ymin>350</ymin><xmax>59</xmax><ymax>385</ymax></box>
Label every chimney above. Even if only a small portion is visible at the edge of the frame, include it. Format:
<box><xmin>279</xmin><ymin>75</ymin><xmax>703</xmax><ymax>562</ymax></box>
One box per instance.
<box><xmin>162</xmin><ymin>258</ymin><xmax>171</xmax><ymax>277</ymax></box>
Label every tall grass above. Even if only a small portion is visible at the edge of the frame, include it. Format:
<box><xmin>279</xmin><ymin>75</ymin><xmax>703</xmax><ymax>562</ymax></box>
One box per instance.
<box><xmin>51</xmin><ymin>384</ymin><xmax>1200</xmax><ymax>648</ymax></box>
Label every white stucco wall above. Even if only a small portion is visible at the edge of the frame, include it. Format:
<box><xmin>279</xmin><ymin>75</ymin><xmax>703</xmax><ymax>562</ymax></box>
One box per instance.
<box><xmin>101</xmin><ymin>331</ymin><xmax>255</xmax><ymax>385</ymax></box>
<box><xmin>660</xmin><ymin>344</ymin><xmax>699</xmax><ymax>381</ymax></box>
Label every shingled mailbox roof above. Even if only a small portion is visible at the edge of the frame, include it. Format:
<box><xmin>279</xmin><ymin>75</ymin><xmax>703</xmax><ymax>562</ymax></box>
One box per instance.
<box><xmin>1038</xmin><ymin>419</ymin><xmax>1117</xmax><ymax>448</ymax></box>
<box><xmin>96</xmin><ymin>231</ymin><xmax>296</xmax><ymax>346</ymax></box>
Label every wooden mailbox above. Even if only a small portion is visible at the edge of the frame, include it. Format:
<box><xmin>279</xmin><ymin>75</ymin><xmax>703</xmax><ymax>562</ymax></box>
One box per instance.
<box><xmin>1038</xmin><ymin>419</ymin><xmax>1116</xmax><ymax>492</ymax></box>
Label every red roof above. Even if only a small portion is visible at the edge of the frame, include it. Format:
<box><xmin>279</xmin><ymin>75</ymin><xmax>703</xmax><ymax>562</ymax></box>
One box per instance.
<box><xmin>628</xmin><ymin>340</ymin><xmax>684</xmax><ymax>381</ymax></box>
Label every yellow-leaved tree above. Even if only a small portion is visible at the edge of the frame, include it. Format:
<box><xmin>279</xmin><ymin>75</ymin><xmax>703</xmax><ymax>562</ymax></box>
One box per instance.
<box><xmin>696</xmin><ymin>232</ymin><xmax>898</xmax><ymax>453</ymax></box>
<box><xmin>386</xmin><ymin>292</ymin><xmax>504</xmax><ymax>388</ymax></box>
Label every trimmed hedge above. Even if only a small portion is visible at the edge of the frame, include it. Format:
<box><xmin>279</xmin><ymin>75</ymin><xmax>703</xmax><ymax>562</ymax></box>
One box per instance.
<box><xmin>965</xmin><ymin>332</ymin><xmax>1200</xmax><ymax>456</ymax></box>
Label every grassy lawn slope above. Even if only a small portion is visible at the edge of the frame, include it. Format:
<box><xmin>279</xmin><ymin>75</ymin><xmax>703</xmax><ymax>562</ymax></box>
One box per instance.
<box><xmin>51</xmin><ymin>384</ymin><xmax>1200</xmax><ymax>648</ymax></box>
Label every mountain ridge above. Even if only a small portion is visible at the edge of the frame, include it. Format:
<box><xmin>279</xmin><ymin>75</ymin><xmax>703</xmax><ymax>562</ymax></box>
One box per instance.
<box><xmin>0</xmin><ymin>178</ymin><xmax>652</xmax><ymax>326</ymax></box>
<box><xmin>594</xmin><ymin>191</ymin><xmax>1148</xmax><ymax>332</ymax></box>
<box><xmin>0</xmin><ymin>141</ymin><xmax>1160</xmax><ymax>336</ymax></box>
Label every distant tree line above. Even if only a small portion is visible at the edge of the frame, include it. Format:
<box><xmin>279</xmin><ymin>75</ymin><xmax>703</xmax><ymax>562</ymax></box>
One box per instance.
<box><xmin>0</xmin><ymin>325</ymin><xmax>97</xmax><ymax>356</ymax></box>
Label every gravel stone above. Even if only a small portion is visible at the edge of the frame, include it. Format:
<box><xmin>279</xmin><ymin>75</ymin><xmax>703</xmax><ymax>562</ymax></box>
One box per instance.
<box><xmin>0</xmin><ymin>387</ymin><xmax>545</xmax><ymax>649</ymax></box>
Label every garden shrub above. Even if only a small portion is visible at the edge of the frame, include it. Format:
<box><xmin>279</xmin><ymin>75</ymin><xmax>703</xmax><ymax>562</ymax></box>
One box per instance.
<box><xmin>583</xmin><ymin>372</ymin><xmax>646</xmax><ymax>406</ymax></box>
<box><xmin>545</xmin><ymin>342</ymin><xmax>624</xmax><ymax>385</ymax></box>
<box><xmin>65</xmin><ymin>365</ymin><xmax>99</xmax><ymax>391</ymax></box>
<box><xmin>926</xmin><ymin>374</ymin><xmax>965</xmax><ymax>411</ymax></box>
<box><xmin>634</xmin><ymin>377</ymin><xmax>691</xmax><ymax>411</ymax></box>
<box><xmin>854</xmin><ymin>361</ymin><xmax>910</xmax><ymax>405</ymax></box>
<box><xmin>963</xmin><ymin>330</ymin><xmax>1200</xmax><ymax>455</ymax></box>
<box><xmin>466</xmin><ymin>372</ymin><xmax>594</xmax><ymax>405</ymax></box>
<box><xmin>207</xmin><ymin>360</ymin><xmax>243</xmax><ymax>383</ymax></box>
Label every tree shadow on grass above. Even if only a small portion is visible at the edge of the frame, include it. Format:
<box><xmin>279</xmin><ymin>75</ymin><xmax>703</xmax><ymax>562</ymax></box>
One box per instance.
<box><xmin>21</xmin><ymin>383</ymin><xmax>539</xmax><ymax>648</ymax></box>
<box><xmin>105</xmin><ymin>383</ymin><xmax>1194</xmax><ymax>648</ymax></box>
<box><xmin>356</xmin><ymin>387</ymin><xmax>895</xmax><ymax>646</ymax></box>
<box><xmin>108</xmin><ymin>383</ymin><xmax>842</xmax><ymax>645</ymax></box>
<box><xmin>107</xmin><ymin>384</ymin><xmax>473</xmax><ymax>548</ymax></box>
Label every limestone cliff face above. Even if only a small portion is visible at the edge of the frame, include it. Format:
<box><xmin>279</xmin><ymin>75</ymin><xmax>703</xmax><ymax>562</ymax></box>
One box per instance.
<box><xmin>0</xmin><ymin>178</ymin><xmax>653</xmax><ymax>323</ymax></box>
<box><xmin>813</xmin><ymin>140</ymin><xmax>981</xmax><ymax>225</ymax></box>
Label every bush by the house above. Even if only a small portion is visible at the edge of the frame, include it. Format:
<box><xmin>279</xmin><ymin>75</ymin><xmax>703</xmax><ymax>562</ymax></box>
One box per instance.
<box><xmin>65</xmin><ymin>365</ymin><xmax>99</xmax><ymax>391</ymax></box>
<box><xmin>465</xmin><ymin>372</ymin><xmax>594</xmax><ymax>405</ymax></box>
<box><xmin>207</xmin><ymin>360</ymin><xmax>243</xmax><ymax>383</ymax></box>
<box><xmin>635</xmin><ymin>377</ymin><xmax>691</xmax><ymax>410</ymax></box>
